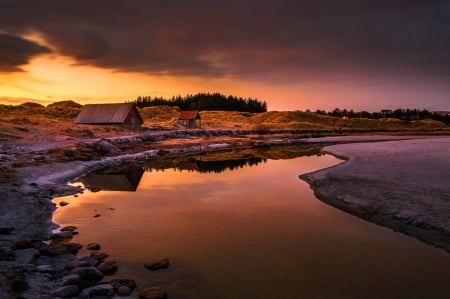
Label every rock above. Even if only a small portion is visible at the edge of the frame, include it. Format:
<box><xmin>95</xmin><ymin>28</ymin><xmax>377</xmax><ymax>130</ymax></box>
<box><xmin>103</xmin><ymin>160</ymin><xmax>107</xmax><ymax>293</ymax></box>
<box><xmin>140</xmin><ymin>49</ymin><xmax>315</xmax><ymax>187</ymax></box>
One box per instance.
<box><xmin>144</xmin><ymin>258</ymin><xmax>170</xmax><ymax>271</ymax></box>
<box><xmin>87</xmin><ymin>242</ymin><xmax>101</xmax><ymax>250</ymax></box>
<box><xmin>98</xmin><ymin>140</ymin><xmax>122</xmax><ymax>153</ymax></box>
<box><xmin>59</xmin><ymin>201</ymin><xmax>69</xmax><ymax>206</ymax></box>
<box><xmin>62</xmin><ymin>273</ymin><xmax>81</xmax><ymax>286</ymax></box>
<box><xmin>40</xmin><ymin>242</ymin><xmax>82</xmax><ymax>256</ymax></box>
<box><xmin>60</xmin><ymin>225</ymin><xmax>77</xmax><ymax>232</ymax></box>
<box><xmin>0</xmin><ymin>226</ymin><xmax>14</xmax><ymax>234</ymax></box>
<box><xmin>66</xmin><ymin>258</ymin><xmax>91</xmax><ymax>269</ymax></box>
<box><xmin>110</xmin><ymin>278</ymin><xmax>138</xmax><ymax>291</ymax></box>
<box><xmin>35</xmin><ymin>295</ymin><xmax>52</xmax><ymax>299</ymax></box>
<box><xmin>139</xmin><ymin>287</ymin><xmax>167</xmax><ymax>299</ymax></box>
<box><xmin>118</xmin><ymin>285</ymin><xmax>132</xmax><ymax>296</ymax></box>
<box><xmin>11</xmin><ymin>240</ymin><xmax>34</xmax><ymax>250</ymax></box>
<box><xmin>50</xmin><ymin>231</ymin><xmax>73</xmax><ymax>240</ymax></box>
<box><xmin>97</xmin><ymin>260</ymin><xmax>118</xmax><ymax>275</ymax></box>
<box><xmin>88</xmin><ymin>284</ymin><xmax>114</xmax><ymax>297</ymax></box>
<box><xmin>54</xmin><ymin>285</ymin><xmax>80</xmax><ymax>298</ymax></box>
<box><xmin>90</xmin><ymin>251</ymin><xmax>109</xmax><ymax>263</ymax></box>
<box><xmin>36</xmin><ymin>265</ymin><xmax>55</xmax><ymax>274</ymax></box>
<box><xmin>78</xmin><ymin>256</ymin><xmax>99</xmax><ymax>267</ymax></box>
<box><xmin>93</xmin><ymin>213</ymin><xmax>101</xmax><ymax>217</ymax></box>
<box><xmin>71</xmin><ymin>267</ymin><xmax>104</xmax><ymax>282</ymax></box>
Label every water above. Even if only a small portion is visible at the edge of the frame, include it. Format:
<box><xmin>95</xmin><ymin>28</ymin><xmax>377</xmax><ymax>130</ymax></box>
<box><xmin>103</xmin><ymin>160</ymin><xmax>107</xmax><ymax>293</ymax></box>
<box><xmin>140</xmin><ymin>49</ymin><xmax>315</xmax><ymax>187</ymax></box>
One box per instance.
<box><xmin>53</xmin><ymin>150</ymin><xmax>450</xmax><ymax>299</ymax></box>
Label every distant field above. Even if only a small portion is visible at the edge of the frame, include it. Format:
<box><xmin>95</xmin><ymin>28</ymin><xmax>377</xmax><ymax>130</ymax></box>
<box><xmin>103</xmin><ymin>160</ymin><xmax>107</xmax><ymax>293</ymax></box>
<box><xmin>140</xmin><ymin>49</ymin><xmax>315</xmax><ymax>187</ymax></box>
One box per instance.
<box><xmin>0</xmin><ymin>101</ymin><xmax>448</xmax><ymax>143</ymax></box>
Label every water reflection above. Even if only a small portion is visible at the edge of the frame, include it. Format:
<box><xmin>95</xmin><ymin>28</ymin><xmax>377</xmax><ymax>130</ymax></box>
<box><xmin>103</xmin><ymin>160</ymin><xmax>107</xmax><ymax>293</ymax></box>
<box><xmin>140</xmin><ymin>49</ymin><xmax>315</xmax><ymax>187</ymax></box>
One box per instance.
<box><xmin>80</xmin><ymin>165</ymin><xmax>144</xmax><ymax>192</ymax></box>
<box><xmin>54</xmin><ymin>146</ymin><xmax>450</xmax><ymax>299</ymax></box>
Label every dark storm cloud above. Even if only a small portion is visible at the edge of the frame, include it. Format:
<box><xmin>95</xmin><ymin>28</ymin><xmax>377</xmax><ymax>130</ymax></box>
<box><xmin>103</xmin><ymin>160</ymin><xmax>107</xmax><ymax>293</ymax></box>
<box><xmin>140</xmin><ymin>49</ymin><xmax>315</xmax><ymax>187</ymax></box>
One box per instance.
<box><xmin>0</xmin><ymin>33</ymin><xmax>50</xmax><ymax>72</ymax></box>
<box><xmin>0</xmin><ymin>0</ymin><xmax>449</xmax><ymax>80</ymax></box>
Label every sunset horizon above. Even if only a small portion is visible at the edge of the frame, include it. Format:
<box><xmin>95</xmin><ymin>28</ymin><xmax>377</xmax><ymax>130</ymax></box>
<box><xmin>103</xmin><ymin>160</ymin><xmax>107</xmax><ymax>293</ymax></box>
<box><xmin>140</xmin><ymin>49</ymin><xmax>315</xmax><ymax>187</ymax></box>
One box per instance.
<box><xmin>1</xmin><ymin>1</ymin><xmax>449</xmax><ymax>112</ymax></box>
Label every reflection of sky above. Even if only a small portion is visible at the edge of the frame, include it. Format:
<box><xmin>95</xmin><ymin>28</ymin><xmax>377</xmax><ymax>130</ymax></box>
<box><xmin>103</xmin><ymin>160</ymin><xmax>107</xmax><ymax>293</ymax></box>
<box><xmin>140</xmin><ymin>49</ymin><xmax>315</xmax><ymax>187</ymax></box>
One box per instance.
<box><xmin>52</xmin><ymin>154</ymin><xmax>450</xmax><ymax>299</ymax></box>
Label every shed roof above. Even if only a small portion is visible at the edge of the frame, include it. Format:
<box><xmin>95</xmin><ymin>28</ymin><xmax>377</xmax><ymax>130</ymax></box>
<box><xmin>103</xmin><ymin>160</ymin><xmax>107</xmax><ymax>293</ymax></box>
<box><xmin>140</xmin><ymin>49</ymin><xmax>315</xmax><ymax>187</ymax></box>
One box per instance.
<box><xmin>178</xmin><ymin>110</ymin><xmax>201</xmax><ymax>120</ymax></box>
<box><xmin>74</xmin><ymin>103</ymin><xmax>143</xmax><ymax>124</ymax></box>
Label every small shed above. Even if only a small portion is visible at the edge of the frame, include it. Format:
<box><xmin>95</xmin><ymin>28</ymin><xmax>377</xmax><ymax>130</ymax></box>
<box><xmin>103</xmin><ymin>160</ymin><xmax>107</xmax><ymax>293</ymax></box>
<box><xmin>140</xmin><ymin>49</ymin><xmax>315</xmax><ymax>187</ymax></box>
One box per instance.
<box><xmin>178</xmin><ymin>110</ymin><xmax>201</xmax><ymax>129</ymax></box>
<box><xmin>74</xmin><ymin>103</ymin><xmax>143</xmax><ymax>129</ymax></box>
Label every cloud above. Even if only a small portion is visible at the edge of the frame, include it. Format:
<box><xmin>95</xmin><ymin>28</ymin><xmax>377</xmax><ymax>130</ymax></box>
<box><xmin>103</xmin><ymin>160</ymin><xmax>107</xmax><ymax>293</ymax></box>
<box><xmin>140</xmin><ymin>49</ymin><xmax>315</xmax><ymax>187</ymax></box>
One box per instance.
<box><xmin>0</xmin><ymin>33</ymin><xmax>50</xmax><ymax>72</ymax></box>
<box><xmin>0</xmin><ymin>0</ymin><xmax>449</xmax><ymax>82</ymax></box>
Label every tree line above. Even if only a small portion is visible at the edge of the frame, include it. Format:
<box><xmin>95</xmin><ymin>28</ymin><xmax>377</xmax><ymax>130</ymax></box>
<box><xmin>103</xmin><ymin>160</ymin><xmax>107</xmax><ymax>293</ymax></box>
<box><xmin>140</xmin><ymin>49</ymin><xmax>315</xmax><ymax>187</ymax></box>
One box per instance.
<box><xmin>131</xmin><ymin>93</ymin><xmax>268</xmax><ymax>113</ymax></box>
<box><xmin>311</xmin><ymin>108</ymin><xmax>449</xmax><ymax>125</ymax></box>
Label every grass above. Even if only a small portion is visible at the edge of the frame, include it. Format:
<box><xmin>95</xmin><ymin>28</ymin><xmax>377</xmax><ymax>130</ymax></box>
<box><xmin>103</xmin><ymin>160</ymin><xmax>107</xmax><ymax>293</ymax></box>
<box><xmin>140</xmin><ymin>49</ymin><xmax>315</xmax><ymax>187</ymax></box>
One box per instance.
<box><xmin>0</xmin><ymin>102</ymin><xmax>448</xmax><ymax>143</ymax></box>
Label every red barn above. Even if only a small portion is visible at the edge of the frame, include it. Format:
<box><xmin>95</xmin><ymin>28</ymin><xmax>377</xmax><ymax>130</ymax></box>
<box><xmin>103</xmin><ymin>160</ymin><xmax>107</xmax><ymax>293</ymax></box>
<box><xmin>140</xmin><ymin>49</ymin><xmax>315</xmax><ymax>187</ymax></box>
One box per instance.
<box><xmin>74</xmin><ymin>103</ymin><xmax>143</xmax><ymax>129</ymax></box>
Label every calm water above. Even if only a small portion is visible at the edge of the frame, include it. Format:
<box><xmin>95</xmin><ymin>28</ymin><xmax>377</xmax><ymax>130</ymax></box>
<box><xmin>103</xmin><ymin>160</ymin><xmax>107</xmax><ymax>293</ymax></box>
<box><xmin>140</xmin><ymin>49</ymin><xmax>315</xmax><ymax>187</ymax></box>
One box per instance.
<box><xmin>53</xmin><ymin>152</ymin><xmax>450</xmax><ymax>299</ymax></box>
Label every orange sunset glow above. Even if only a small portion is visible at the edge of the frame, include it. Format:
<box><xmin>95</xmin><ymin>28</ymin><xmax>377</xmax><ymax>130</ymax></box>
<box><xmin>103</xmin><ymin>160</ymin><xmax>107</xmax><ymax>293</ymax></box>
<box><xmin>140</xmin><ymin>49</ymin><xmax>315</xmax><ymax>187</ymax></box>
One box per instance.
<box><xmin>1</xmin><ymin>1</ymin><xmax>449</xmax><ymax>111</ymax></box>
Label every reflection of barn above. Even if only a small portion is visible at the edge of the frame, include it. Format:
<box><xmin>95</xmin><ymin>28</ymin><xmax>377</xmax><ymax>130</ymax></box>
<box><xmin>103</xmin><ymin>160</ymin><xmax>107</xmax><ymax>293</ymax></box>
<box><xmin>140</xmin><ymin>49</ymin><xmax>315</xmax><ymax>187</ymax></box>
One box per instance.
<box><xmin>74</xmin><ymin>103</ymin><xmax>143</xmax><ymax>129</ymax></box>
<box><xmin>80</xmin><ymin>166</ymin><xmax>144</xmax><ymax>192</ymax></box>
<box><xmin>178</xmin><ymin>110</ymin><xmax>201</xmax><ymax>129</ymax></box>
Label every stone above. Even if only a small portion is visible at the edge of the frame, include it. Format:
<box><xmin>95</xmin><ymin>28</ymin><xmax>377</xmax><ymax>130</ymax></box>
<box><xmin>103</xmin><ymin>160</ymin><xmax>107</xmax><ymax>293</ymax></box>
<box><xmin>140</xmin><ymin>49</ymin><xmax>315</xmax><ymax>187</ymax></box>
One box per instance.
<box><xmin>90</xmin><ymin>251</ymin><xmax>109</xmax><ymax>263</ymax></box>
<box><xmin>54</xmin><ymin>285</ymin><xmax>79</xmax><ymax>298</ymax></box>
<box><xmin>36</xmin><ymin>265</ymin><xmax>55</xmax><ymax>274</ymax></box>
<box><xmin>110</xmin><ymin>278</ymin><xmax>138</xmax><ymax>291</ymax></box>
<box><xmin>61</xmin><ymin>273</ymin><xmax>81</xmax><ymax>286</ymax></box>
<box><xmin>93</xmin><ymin>213</ymin><xmax>101</xmax><ymax>217</ymax></box>
<box><xmin>118</xmin><ymin>285</ymin><xmax>132</xmax><ymax>296</ymax></box>
<box><xmin>144</xmin><ymin>258</ymin><xmax>170</xmax><ymax>271</ymax></box>
<box><xmin>40</xmin><ymin>242</ymin><xmax>82</xmax><ymax>256</ymax></box>
<box><xmin>78</xmin><ymin>256</ymin><xmax>99</xmax><ymax>266</ymax></box>
<box><xmin>88</xmin><ymin>284</ymin><xmax>114</xmax><ymax>297</ymax></box>
<box><xmin>59</xmin><ymin>200</ymin><xmax>69</xmax><ymax>206</ymax></box>
<box><xmin>87</xmin><ymin>242</ymin><xmax>101</xmax><ymax>250</ymax></box>
<box><xmin>60</xmin><ymin>225</ymin><xmax>77</xmax><ymax>232</ymax></box>
<box><xmin>22</xmin><ymin>263</ymin><xmax>37</xmax><ymax>273</ymax></box>
<box><xmin>139</xmin><ymin>287</ymin><xmax>167</xmax><ymax>299</ymax></box>
<box><xmin>50</xmin><ymin>231</ymin><xmax>73</xmax><ymax>240</ymax></box>
<box><xmin>97</xmin><ymin>260</ymin><xmax>118</xmax><ymax>275</ymax></box>
<box><xmin>71</xmin><ymin>267</ymin><xmax>103</xmax><ymax>282</ymax></box>
<box><xmin>11</xmin><ymin>240</ymin><xmax>34</xmax><ymax>250</ymax></box>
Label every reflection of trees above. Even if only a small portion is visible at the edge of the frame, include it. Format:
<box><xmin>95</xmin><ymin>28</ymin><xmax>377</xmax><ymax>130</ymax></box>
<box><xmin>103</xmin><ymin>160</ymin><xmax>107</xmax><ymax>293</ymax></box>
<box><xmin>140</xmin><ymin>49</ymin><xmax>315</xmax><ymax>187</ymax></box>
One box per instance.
<box><xmin>179</xmin><ymin>157</ymin><xmax>266</xmax><ymax>173</ymax></box>
<box><xmin>141</xmin><ymin>157</ymin><xmax>266</xmax><ymax>174</ymax></box>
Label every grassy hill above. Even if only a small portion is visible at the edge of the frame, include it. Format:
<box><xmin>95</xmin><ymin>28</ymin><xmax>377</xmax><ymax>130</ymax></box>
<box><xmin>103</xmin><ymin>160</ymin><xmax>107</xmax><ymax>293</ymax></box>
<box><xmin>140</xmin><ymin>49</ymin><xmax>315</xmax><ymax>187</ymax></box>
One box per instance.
<box><xmin>0</xmin><ymin>102</ymin><xmax>448</xmax><ymax>143</ymax></box>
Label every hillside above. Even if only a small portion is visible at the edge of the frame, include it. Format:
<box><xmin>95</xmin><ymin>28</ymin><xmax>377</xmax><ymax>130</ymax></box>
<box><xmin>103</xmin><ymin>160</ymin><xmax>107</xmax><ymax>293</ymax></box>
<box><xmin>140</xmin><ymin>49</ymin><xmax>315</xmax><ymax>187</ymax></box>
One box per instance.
<box><xmin>0</xmin><ymin>102</ymin><xmax>448</xmax><ymax>143</ymax></box>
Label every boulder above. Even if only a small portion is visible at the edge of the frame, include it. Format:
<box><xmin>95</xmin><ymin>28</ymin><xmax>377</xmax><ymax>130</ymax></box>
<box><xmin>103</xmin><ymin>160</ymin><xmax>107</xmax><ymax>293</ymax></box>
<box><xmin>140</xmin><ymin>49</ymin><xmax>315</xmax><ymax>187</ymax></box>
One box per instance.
<box><xmin>59</xmin><ymin>201</ymin><xmax>69</xmax><ymax>206</ymax></box>
<box><xmin>54</xmin><ymin>285</ymin><xmax>79</xmax><ymax>298</ymax></box>
<box><xmin>40</xmin><ymin>242</ymin><xmax>82</xmax><ymax>256</ymax></box>
<box><xmin>87</xmin><ymin>242</ymin><xmax>101</xmax><ymax>250</ymax></box>
<box><xmin>36</xmin><ymin>265</ymin><xmax>55</xmax><ymax>274</ymax></box>
<box><xmin>90</xmin><ymin>251</ymin><xmax>109</xmax><ymax>263</ymax></box>
<box><xmin>144</xmin><ymin>258</ymin><xmax>170</xmax><ymax>271</ymax></box>
<box><xmin>60</xmin><ymin>225</ymin><xmax>77</xmax><ymax>232</ymax></box>
<box><xmin>139</xmin><ymin>287</ymin><xmax>167</xmax><ymax>299</ymax></box>
<box><xmin>118</xmin><ymin>285</ymin><xmax>132</xmax><ymax>296</ymax></box>
<box><xmin>97</xmin><ymin>261</ymin><xmax>118</xmax><ymax>275</ymax></box>
<box><xmin>88</xmin><ymin>284</ymin><xmax>114</xmax><ymax>297</ymax></box>
<box><xmin>61</xmin><ymin>273</ymin><xmax>81</xmax><ymax>286</ymax></box>
<box><xmin>110</xmin><ymin>278</ymin><xmax>138</xmax><ymax>291</ymax></box>
<box><xmin>71</xmin><ymin>267</ymin><xmax>104</xmax><ymax>282</ymax></box>
<box><xmin>50</xmin><ymin>231</ymin><xmax>73</xmax><ymax>240</ymax></box>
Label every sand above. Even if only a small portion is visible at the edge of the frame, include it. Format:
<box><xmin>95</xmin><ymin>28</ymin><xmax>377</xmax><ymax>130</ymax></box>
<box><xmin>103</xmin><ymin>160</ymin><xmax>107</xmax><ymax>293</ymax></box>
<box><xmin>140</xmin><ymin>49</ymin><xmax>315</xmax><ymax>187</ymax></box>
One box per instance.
<box><xmin>301</xmin><ymin>137</ymin><xmax>450</xmax><ymax>252</ymax></box>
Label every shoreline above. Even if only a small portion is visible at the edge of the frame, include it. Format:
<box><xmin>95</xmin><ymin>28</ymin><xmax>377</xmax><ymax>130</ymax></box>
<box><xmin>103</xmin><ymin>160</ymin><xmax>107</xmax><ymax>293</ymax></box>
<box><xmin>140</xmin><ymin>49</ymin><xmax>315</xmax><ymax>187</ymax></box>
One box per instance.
<box><xmin>301</xmin><ymin>137</ymin><xmax>450</xmax><ymax>253</ymax></box>
<box><xmin>1</xmin><ymin>133</ymin><xmax>449</xmax><ymax>297</ymax></box>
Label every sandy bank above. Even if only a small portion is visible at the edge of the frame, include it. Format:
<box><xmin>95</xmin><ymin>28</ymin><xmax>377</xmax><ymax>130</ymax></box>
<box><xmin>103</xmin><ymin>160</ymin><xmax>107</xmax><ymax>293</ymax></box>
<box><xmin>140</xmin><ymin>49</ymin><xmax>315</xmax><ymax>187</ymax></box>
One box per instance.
<box><xmin>301</xmin><ymin>137</ymin><xmax>450</xmax><ymax>252</ymax></box>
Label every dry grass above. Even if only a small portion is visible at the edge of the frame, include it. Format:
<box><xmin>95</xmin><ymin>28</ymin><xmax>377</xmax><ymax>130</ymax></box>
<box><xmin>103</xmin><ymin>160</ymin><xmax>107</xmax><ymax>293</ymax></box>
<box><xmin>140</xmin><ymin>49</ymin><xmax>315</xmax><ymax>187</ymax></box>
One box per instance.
<box><xmin>0</xmin><ymin>103</ymin><xmax>448</xmax><ymax>143</ymax></box>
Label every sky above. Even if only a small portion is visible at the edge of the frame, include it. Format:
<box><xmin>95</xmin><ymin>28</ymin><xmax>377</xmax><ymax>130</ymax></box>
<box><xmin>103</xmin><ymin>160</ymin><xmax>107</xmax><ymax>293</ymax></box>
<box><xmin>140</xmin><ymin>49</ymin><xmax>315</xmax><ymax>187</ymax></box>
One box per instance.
<box><xmin>0</xmin><ymin>0</ymin><xmax>449</xmax><ymax>111</ymax></box>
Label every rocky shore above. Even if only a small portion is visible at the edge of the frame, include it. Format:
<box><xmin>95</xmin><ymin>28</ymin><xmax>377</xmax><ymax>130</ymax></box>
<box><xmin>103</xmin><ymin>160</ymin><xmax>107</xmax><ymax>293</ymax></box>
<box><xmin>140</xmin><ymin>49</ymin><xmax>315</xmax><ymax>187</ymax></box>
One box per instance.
<box><xmin>301</xmin><ymin>137</ymin><xmax>450</xmax><ymax>253</ymax></box>
<box><xmin>1</xmin><ymin>131</ymin><xmax>448</xmax><ymax>298</ymax></box>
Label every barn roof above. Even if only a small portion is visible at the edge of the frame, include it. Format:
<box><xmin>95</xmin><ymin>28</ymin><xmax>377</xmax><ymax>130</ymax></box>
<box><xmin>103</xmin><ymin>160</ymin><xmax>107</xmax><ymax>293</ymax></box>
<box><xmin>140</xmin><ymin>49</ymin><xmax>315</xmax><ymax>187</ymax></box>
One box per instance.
<box><xmin>74</xmin><ymin>103</ymin><xmax>143</xmax><ymax>124</ymax></box>
<box><xmin>178</xmin><ymin>110</ymin><xmax>201</xmax><ymax>120</ymax></box>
